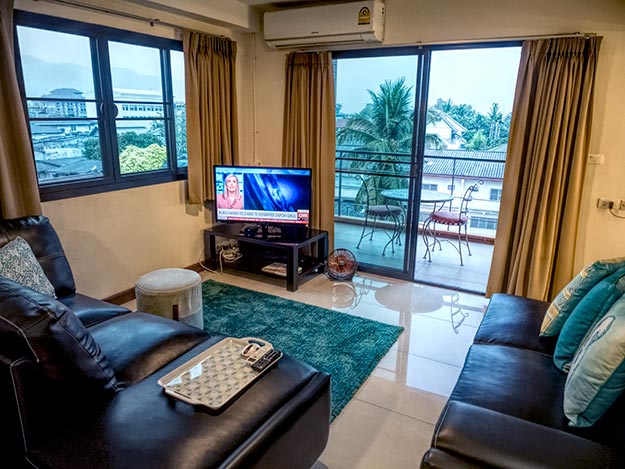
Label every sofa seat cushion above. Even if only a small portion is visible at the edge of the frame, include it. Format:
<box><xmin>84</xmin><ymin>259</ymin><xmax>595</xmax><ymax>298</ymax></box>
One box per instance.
<box><xmin>59</xmin><ymin>293</ymin><xmax>131</xmax><ymax>327</ymax></box>
<box><xmin>23</xmin><ymin>339</ymin><xmax>331</xmax><ymax>469</ymax></box>
<box><xmin>88</xmin><ymin>312</ymin><xmax>208</xmax><ymax>387</ymax></box>
<box><xmin>450</xmin><ymin>343</ymin><xmax>625</xmax><ymax>446</ymax></box>
<box><xmin>427</xmin><ymin>401</ymin><xmax>623</xmax><ymax>468</ymax></box>
<box><xmin>474</xmin><ymin>294</ymin><xmax>556</xmax><ymax>354</ymax></box>
<box><xmin>450</xmin><ymin>344</ymin><xmax>568</xmax><ymax>429</ymax></box>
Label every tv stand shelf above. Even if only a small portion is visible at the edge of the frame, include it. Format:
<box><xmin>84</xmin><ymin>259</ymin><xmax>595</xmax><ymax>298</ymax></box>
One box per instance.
<box><xmin>203</xmin><ymin>224</ymin><xmax>328</xmax><ymax>292</ymax></box>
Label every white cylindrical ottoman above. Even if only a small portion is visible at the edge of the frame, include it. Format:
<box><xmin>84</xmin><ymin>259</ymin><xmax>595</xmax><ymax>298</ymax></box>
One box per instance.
<box><xmin>135</xmin><ymin>268</ymin><xmax>203</xmax><ymax>329</ymax></box>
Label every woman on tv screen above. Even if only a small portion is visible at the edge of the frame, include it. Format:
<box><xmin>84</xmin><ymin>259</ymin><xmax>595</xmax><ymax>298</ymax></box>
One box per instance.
<box><xmin>216</xmin><ymin>173</ymin><xmax>243</xmax><ymax>210</ymax></box>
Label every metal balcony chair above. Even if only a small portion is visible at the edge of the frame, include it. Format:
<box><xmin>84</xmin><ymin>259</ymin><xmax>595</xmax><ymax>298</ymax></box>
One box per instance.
<box><xmin>355</xmin><ymin>175</ymin><xmax>404</xmax><ymax>256</ymax></box>
<box><xmin>422</xmin><ymin>180</ymin><xmax>484</xmax><ymax>266</ymax></box>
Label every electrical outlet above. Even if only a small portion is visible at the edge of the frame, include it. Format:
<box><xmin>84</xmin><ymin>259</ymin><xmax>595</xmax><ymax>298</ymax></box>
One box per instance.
<box><xmin>597</xmin><ymin>198</ymin><xmax>613</xmax><ymax>209</ymax></box>
<box><xmin>588</xmin><ymin>153</ymin><xmax>604</xmax><ymax>164</ymax></box>
<box><xmin>619</xmin><ymin>200</ymin><xmax>625</xmax><ymax>211</ymax></box>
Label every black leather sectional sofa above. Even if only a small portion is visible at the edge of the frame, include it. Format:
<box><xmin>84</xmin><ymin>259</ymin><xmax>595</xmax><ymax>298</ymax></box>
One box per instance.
<box><xmin>421</xmin><ymin>293</ymin><xmax>625</xmax><ymax>468</ymax></box>
<box><xmin>0</xmin><ymin>216</ymin><xmax>330</xmax><ymax>468</ymax></box>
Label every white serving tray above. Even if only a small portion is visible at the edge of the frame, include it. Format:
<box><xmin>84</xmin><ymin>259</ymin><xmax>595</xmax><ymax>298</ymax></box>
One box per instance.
<box><xmin>157</xmin><ymin>337</ymin><xmax>280</xmax><ymax>410</ymax></box>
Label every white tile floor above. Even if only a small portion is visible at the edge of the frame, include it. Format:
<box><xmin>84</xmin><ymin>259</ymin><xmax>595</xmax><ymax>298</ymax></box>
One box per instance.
<box><xmin>334</xmin><ymin>221</ymin><xmax>494</xmax><ymax>293</ymax></box>
<box><xmin>194</xmin><ymin>269</ymin><xmax>489</xmax><ymax>469</ymax></box>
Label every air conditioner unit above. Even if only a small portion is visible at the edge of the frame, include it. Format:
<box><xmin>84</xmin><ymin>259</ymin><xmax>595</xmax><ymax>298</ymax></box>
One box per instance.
<box><xmin>264</xmin><ymin>0</ymin><xmax>385</xmax><ymax>49</ymax></box>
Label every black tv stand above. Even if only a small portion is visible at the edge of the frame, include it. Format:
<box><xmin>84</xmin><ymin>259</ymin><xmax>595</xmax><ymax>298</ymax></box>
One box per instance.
<box><xmin>203</xmin><ymin>223</ymin><xmax>328</xmax><ymax>292</ymax></box>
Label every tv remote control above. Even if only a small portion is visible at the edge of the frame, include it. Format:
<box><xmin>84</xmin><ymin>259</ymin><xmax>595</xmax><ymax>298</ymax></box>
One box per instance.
<box><xmin>251</xmin><ymin>348</ymin><xmax>282</xmax><ymax>372</ymax></box>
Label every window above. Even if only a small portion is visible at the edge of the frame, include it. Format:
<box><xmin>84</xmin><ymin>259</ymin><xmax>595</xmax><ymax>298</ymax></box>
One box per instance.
<box><xmin>422</xmin><ymin>183</ymin><xmax>438</xmax><ymax>191</ymax></box>
<box><xmin>490</xmin><ymin>188</ymin><xmax>502</xmax><ymax>201</ymax></box>
<box><xmin>447</xmin><ymin>184</ymin><xmax>455</xmax><ymax>191</ymax></box>
<box><xmin>15</xmin><ymin>12</ymin><xmax>187</xmax><ymax>200</ymax></box>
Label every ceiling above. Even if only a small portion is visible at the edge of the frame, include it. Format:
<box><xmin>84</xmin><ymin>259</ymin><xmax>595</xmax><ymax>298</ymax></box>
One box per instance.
<box><xmin>239</xmin><ymin>0</ymin><xmax>356</xmax><ymax>11</ymax></box>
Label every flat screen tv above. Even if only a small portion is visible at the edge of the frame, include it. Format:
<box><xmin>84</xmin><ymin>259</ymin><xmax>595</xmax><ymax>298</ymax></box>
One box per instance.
<box><xmin>214</xmin><ymin>165</ymin><xmax>312</xmax><ymax>227</ymax></box>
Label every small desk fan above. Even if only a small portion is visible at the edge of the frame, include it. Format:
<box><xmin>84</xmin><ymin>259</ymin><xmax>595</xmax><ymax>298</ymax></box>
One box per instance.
<box><xmin>326</xmin><ymin>248</ymin><xmax>358</xmax><ymax>281</ymax></box>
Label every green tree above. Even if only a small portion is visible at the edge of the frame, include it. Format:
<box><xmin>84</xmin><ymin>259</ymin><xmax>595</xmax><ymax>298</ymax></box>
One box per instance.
<box><xmin>119</xmin><ymin>144</ymin><xmax>167</xmax><ymax>174</ymax></box>
<box><xmin>118</xmin><ymin>131</ymin><xmax>162</xmax><ymax>150</ymax></box>
<box><xmin>466</xmin><ymin>129</ymin><xmax>487</xmax><ymax>150</ymax></box>
<box><xmin>150</xmin><ymin>108</ymin><xmax>187</xmax><ymax>160</ymax></box>
<box><xmin>82</xmin><ymin>137</ymin><xmax>100</xmax><ymax>160</ymax></box>
<box><xmin>82</xmin><ymin>131</ymin><xmax>162</xmax><ymax>161</ymax></box>
<box><xmin>432</xmin><ymin>99</ymin><xmax>511</xmax><ymax>150</ymax></box>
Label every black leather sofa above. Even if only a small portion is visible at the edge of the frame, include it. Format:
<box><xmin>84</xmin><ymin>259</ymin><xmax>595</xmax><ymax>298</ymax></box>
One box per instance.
<box><xmin>421</xmin><ymin>293</ymin><xmax>625</xmax><ymax>468</ymax></box>
<box><xmin>0</xmin><ymin>216</ymin><xmax>331</xmax><ymax>468</ymax></box>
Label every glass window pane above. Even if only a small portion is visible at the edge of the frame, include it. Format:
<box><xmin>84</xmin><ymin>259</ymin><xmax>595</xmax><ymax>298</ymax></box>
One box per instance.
<box><xmin>16</xmin><ymin>27</ymin><xmax>95</xmax><ymax>98</ymax></box>
<box><xmin>171</xmin><ymin>50</ymin><xmax>187</xmax><ymax>167</ymax></box>
<box><xmin>116</xmin><ymin>119</ymin><xmax>168</xmax><ymax>175</ymax></box>
<box><xmin>31</xmin><ymin>120</ymin><xmax>103</xmax><ymax>182</ymax></box>
<box><xmin>109</xmin><ymin>42</ymin><xmax>163</xmax><ymax>100</ymax></box>
<box><xmin>27</xmin><ymin>98</ymin><xmax>98</xmax><ymax>119</ymax></box>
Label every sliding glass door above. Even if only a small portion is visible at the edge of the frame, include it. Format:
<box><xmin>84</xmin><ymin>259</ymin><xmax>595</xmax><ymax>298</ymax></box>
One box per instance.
<box><xmin>333</xmin><ymin>44</ymin><xmax>521</xmax><ymax>293</ymax></box>
<box><xmin>334</xmin><ymin>50</ymin><xmax>424</xmax><ymax>274</ymax></box>
<box><xmin>414</xmin><ymin>46</ymin><xmax>521</xmax><ymax>292</ymax></box>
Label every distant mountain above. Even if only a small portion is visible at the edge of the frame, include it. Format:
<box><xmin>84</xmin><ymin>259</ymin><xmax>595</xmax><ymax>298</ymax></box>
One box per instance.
<box><xmin>20</xmin><ymin>55</ymin><xmax>184</xmax><ymax>100</ymax></box>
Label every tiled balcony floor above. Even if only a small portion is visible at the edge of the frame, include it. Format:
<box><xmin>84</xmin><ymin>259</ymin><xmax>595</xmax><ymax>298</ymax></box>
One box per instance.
<box><xmin>335</xmin><ymin>221</ymin><xmax>494</xmax><ymax>293</ymax></box>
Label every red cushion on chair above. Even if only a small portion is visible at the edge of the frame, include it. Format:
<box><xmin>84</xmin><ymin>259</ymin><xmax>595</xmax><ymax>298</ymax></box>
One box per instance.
<box><xmin>430</xmin><ymin>210</ymin><xmax>468</xmax><ymax>225</ymax></box>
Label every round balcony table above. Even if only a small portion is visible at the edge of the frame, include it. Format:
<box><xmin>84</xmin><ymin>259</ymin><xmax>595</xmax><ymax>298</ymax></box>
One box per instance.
<box><xmin>379</xmin><ymin>189</ymin><xmax>455</xmax><ymax>263</ymax></box>
<box><xmin>379</xmin><ymin>188</ymin><xmax>454</xmax><ymax>207</ymax></box>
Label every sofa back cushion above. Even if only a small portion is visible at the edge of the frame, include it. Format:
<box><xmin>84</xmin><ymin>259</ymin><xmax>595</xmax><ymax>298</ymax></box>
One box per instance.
<box><xmin>0</xmin><ymin>216</ymin><xmax>75</xmax><ymax>298</ymax></box>
<box><xmin>541</xmin><ymin>257</ymin><xmax>625</xmax><ymax>337</ymax></box>
<box><xmin>554</xmin><ymin>269</ymin><xmax>625</xmax><ymax>372</ymax></box>
<box><xmin>0</xmin><ymin>276</ymin><xmax>117</xmax><ymax>395</ymax></box>
<box><xmin>564</xmin><ymin>294</ymin><xmax>625</xmax><ymax>427</ymax></box>
<box><xmin>0</xmin><ymin>237</ymin><xmax>56</xmax><ymax>297</ymax></box>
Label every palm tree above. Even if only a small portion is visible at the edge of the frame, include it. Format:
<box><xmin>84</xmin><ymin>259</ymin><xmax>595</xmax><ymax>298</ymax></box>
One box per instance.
<box><xmin>337</xmin><ymin>78</ymin><xmax>414</xmax><ymax>153</ymax></box>
<box><xmin>487</xmin><ymin>103</ymin><xmax>503</xmax><ymax>142</ymax></box>
<box><xmin>337</xmin><ymin>78</ymin><xmax>415</xmax><ymax>205</ymax></box>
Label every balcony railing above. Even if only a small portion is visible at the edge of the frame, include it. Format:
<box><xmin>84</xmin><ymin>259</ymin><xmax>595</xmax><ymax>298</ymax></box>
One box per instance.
<box><xmin>334</xmin><ymin>148</ymin><xmax>506</xmax><ymax>240</ymax></box>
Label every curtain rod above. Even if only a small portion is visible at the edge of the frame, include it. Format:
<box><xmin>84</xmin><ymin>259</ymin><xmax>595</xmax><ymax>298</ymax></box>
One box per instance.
<box><xmin>36</xmin><ymin>0</ymin><xmax>224</xmax><ymax>36</ymax></box>
<box><xmin>401</xmin><ymin>32</ymin><xmax>597</xmax><ymax>48</ymax></box>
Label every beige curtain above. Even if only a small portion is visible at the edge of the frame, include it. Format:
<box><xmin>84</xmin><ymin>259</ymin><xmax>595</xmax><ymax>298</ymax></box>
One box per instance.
<box><xmin>184</xmin><ymin>32</ymin><xmax>238</xmax><ymax>203</ymax></box>
<box><xmin>487</xmin><ymin>37</ymin><xmax>602</xmax><ymax>301</ymax></box>
<box><xmin>282</xmin><ymin>52</ymin><xmax>336</xmax><ymax>246</ymax></box>
<box><xmin>0</xmin><ymin>0</ymin><xmax>41</xmax><ymax>218</ymax></box>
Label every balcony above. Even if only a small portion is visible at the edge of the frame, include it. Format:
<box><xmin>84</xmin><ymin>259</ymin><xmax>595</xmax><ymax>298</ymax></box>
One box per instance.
<box><xmin>334</xmin><ymin>148</ymin><xmax>505</xmax><ymax>293</ymax></box>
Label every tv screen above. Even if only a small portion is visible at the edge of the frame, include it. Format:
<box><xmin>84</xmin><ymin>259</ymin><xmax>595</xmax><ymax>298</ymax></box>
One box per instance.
<box><xmin>214</xmin><ymin>165</ymin><xmax>312</xmax><ymax>226</ymax></box>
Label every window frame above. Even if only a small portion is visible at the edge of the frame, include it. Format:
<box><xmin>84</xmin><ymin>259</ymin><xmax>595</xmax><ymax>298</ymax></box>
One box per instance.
<box><xmin>14</xmin><ymin>11</ymin><xmax>187</xmax><ymax>201</ymax></box>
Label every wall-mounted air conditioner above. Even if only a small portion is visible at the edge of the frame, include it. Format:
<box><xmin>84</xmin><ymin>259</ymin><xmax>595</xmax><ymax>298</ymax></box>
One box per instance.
<box><xmin>264</xmin><ymin>0</ymin><xmax>385</xmax><ymax>49</ymax></box>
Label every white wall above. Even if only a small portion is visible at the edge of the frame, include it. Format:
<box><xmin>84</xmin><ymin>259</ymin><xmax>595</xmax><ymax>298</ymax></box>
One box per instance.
<box><xmin>254</xmin><ymin>0</ymin><xmax>625</xmax><ymax>271</ymax></box>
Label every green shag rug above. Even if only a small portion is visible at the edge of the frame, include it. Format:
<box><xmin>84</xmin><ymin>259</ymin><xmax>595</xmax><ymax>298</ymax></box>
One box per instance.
<box><xmin>201</xmin><ymin>280</ymin><xmax>403</xmax><ymax>420</ymax></box>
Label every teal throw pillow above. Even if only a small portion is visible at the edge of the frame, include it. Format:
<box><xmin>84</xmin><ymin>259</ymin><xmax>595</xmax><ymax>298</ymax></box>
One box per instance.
<box><xmin>0</xmin><ymin>236</ymin><xmax>56</xmax><ymax>297</ymax></box>
<box><xmin>564</xmin><ymin>295</ymin><xmax>625</xmax><ymax>427</ymax></box>
<box><xmin>540</xmin><ymin>257</ymin><xmax>625</xmax><ymax>337</ymax></box>
<box><xmin>554</xmin><ymin>268</ymin><xmax>625</xmax><ymax>372</ymax></box>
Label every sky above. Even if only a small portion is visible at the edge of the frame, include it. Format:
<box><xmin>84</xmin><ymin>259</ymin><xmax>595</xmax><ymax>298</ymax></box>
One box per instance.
<box><xmin>17</xmin><ymin>26</ymin><xmax>185</xmax><ymax>100</ymax></box>
<box><xmin>336</xmin><ymin>47</ymin><xmax>522</xmax><ymax>116</ymax></box>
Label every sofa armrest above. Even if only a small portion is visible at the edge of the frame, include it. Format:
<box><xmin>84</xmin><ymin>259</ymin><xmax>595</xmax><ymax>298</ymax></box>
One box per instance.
<box><xmin>431</xmin><ymin>400</ymin><xmax>623</xmax><ymax>468</ymax></box>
